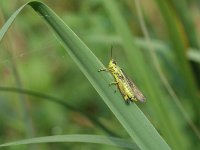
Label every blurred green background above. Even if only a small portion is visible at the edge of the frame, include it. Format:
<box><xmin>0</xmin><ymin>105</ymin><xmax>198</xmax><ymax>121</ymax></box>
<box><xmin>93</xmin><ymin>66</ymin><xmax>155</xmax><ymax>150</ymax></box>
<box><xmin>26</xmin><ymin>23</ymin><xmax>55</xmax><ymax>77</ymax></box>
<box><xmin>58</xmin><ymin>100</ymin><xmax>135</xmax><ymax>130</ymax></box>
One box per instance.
<box><xmin>0</xmin><ymin>0</ymin><xmax>200</xmax><ymax>149</ymax></box>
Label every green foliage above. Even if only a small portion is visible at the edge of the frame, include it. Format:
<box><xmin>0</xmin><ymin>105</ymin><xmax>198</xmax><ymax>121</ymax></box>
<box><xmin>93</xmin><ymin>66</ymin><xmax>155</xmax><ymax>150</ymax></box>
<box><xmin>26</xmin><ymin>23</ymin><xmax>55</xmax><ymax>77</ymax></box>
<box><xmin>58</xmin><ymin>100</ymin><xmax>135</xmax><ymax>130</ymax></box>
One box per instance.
<box><xmin>0</xmin><ymin>0</ymin><xmax>200</xmax><ymax>150</ymax></box>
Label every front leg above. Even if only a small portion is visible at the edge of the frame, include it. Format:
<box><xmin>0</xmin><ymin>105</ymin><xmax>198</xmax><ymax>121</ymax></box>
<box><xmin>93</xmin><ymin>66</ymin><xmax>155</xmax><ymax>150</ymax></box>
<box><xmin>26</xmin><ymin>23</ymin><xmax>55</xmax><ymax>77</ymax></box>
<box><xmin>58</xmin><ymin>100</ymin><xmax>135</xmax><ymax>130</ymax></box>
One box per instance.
<box><xmin>109</xmin><ymin>81</ymin><xmax>118</xmax><ymax>93</ymax></box>
<box><xmin>109</xmin><ymin>81</ymin><xmax>118</xmax><ymax>86</ymax></box>
<box><xmin>98</xmin><ymin>68</ymin><xmax>108</xmax><ymax>72</ymax></box>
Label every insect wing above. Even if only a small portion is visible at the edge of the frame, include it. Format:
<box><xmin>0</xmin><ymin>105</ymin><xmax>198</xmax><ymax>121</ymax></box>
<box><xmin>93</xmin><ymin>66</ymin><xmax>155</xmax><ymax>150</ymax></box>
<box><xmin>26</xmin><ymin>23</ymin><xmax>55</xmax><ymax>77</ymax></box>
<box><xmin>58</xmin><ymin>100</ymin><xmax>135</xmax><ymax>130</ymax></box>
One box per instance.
<box><xmin>122</xmin><ymin>70</ymin><xmax>146</xmax><ymax>102</ymax></box>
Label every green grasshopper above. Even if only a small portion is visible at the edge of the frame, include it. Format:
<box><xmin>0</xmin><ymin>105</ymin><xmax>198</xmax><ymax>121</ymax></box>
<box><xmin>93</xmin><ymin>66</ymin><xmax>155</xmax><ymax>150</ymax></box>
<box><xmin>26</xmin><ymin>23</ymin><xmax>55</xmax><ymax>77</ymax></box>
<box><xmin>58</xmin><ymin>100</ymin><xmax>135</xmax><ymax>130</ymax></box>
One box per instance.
<box><xmin>98</xmin><ymin>47</ymin><xmax>146</xmax><ymax>104</ymax></box>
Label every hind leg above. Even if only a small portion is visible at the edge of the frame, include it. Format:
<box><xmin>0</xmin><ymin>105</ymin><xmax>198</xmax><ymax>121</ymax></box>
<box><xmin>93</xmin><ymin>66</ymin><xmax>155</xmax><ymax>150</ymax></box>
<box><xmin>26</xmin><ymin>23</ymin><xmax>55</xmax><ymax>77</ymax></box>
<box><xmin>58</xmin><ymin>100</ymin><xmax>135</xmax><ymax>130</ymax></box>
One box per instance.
<box><xmin>124</xmin><ymin>95</ymin><xmax>131</xmax><ymax>105</ymax></box>
<box><xmin>130</xmin><ymin>96</ymin><xmax>137</xmax><ymax>102</ymax></box>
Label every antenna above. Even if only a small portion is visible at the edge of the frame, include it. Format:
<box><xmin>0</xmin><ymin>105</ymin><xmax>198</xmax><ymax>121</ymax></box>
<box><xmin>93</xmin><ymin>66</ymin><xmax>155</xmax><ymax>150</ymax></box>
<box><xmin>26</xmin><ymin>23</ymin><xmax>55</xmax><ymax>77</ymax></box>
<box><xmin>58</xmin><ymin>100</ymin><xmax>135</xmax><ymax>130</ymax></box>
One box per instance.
<box><xmin>111</xmin><ymin>45</ymin><xmax>113</xmax><ymax>59</ymax></box>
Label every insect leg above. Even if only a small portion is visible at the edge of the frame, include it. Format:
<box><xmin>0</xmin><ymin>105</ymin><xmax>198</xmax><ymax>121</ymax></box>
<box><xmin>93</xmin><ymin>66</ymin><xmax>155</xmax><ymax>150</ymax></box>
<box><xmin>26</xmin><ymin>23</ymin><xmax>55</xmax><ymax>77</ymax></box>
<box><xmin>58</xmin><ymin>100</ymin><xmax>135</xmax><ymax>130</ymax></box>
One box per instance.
<box><xmin>125</xmin><ymin>99</ymin><xmax>132</xmax><ymax>105</ymax></box>
<box><xmin>130</xmin><ymin>96</ymin><xmax>137</xmax><ymax>102</ymax></box>
<box><xmin>109</xmin><ymin>81</ymin><xmax>118</xmax><ymax>86</ymax></box>
<box><xmin>98</xmin><ymin>68</ymin><xmax>108</xmax><ymax>72</ymax></box>
<box><xmin>109</xmin><ymin>82</ymin><xmax>119</xmax><ymax>93</ymax></box>
<box><xmin>124</xmin><ymin>95</ymin><xmax>131</xmax><ymax>105</ymax></box>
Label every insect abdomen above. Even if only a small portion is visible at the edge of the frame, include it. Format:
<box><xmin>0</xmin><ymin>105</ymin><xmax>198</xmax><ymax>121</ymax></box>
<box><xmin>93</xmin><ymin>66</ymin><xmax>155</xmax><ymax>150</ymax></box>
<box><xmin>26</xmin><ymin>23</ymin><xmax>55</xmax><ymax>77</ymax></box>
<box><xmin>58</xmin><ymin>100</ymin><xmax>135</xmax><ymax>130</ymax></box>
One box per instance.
<box><xmin>113</xmin><ymin>72</ymin><xmax>136</xmax><ymax>102</ymax></box>
<box><xmin>123</xmin><ymin>79</ymin><xmax>136</xmax><ymax>101</ymax></box>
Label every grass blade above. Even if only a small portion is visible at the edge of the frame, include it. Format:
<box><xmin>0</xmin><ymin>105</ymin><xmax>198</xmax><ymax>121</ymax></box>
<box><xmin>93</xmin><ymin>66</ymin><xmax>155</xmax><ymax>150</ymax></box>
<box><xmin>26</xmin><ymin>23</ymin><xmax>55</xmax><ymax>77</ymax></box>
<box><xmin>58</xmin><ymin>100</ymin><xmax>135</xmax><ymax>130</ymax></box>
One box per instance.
<box><xmin>170</xmin><ymin>0</ymin><xmax>200</xmax><ymax>49</ymax></box>
<box><xmin>188</xmin><ymin>49</ymin><xmax>200</xmax><ymax>63</ymax></box>
<box><xmin>154</xmin><ymin>0</ymin><xmax>200</xmax><ymax>117</ymax></box>
<box><xmin>0</xmin><ymin>134</ymin><xmax>138</xmax><ymax>149</ymax></box>
<box><xmin>85</xmin><ymin>35</ymin><xmax>200</xmax><ymax>64</ymax></box>
<box><xmin>0</xmin><ymin>86</ymin><xmax>118</xmax><ymax>137</ymax></box>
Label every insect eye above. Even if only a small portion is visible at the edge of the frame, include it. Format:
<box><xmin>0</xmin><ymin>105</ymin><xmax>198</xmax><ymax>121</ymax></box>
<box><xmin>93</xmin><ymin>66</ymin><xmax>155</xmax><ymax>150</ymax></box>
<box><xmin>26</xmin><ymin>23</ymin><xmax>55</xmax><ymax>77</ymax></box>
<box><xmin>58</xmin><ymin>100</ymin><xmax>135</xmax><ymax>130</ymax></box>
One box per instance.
<box><xmin>112</xmin><ymin>60</ymin><xmax>117</xmax><ymax>65</ymax></box>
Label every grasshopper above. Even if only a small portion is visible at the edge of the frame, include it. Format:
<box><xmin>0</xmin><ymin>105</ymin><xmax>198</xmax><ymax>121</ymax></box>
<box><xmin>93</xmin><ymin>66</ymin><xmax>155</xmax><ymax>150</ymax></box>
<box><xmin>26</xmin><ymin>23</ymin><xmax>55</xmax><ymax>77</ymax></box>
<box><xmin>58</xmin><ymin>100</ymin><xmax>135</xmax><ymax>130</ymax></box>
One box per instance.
<box><xmin>98</xmin><ymin>47</ymin><xmax>146</xmax><ymax>104</ymax></box>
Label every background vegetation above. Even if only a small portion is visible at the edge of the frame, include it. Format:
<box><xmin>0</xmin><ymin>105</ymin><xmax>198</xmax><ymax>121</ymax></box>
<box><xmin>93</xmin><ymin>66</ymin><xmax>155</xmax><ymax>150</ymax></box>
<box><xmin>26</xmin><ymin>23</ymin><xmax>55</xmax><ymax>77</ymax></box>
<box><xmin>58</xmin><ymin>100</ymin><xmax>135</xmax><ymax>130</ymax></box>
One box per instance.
<box><xmin>0</xmin><ymin>0</ymin><xmax>200</xmax><ymax>149</ymax></box>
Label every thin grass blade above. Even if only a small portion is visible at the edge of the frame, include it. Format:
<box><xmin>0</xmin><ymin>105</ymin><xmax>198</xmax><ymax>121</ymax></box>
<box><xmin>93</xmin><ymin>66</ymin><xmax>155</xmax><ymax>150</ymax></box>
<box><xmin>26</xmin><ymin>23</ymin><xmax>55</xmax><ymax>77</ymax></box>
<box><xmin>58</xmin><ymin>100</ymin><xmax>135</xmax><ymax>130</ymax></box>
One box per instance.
<box><xmin>0</xmin><ymin>134</ymin><xmax>138</xmax><ymax>149</ymax></box>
